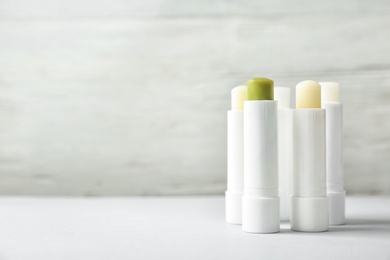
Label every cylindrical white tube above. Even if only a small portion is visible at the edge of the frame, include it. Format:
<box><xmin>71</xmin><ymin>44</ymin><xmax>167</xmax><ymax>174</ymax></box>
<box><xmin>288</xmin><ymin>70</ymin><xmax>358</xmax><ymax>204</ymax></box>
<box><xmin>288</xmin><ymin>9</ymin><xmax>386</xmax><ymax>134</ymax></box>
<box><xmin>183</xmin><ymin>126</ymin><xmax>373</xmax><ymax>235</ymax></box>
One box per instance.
<box><xmin>226</xmin><ymin>86</ymin><xmax>247</xmax><ymax>224</ymax></box>
<box><xmin>323</xmin><ymin>104</ymin><xmax>343</xmax><ymax>190</ymax></box>
<box><xmin>291</xmin><ymin>109</ymin><xmax>328</xmax><ymax>231</ymax></box>
<box><xmin>321</xmin><ymin>82</ymin><xmax>345</xmax><ymax>226</ymax></box>
<box><xmin>226</xmin><ymin>110</ymin><xmax>244</xmax><ymax>224</ymax></box>
<box><xmin>291</xmin><ymin>81</ymin><xmax>328</xmax><ymax>232</ymax></box>
<box><xmin>242</xmin><ymin>100</ymin><xmax>279</xmax><ymax>233</ymax></box>
<box><xmin>277</xmin><ymin>110</ymin><xmax>293</xmax><ymax>221</ymax></box>
<box><xmin>275</xmin><ymin>87</ymin><xmax>292</xmax><ymax>222</ymax></box>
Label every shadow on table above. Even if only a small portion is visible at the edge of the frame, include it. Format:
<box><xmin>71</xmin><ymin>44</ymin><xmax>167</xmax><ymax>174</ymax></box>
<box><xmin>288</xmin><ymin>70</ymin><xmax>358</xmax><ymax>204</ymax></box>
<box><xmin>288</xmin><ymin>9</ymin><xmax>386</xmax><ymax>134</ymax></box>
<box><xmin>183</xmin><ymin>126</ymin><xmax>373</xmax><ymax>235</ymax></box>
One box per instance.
<box><xmin>328</xmin><ymin>218</ymin><xmax>390</xmax><ymax>236</ymax></box>
<box><xmin>345</xmin><ymin>218</ymin><xmax>390</xmax><ymax>226</ymax></box>
<box><xmin>279</xmin><ymin>218</ymin><xmax>390</xmax><ymax>235</ymax></box>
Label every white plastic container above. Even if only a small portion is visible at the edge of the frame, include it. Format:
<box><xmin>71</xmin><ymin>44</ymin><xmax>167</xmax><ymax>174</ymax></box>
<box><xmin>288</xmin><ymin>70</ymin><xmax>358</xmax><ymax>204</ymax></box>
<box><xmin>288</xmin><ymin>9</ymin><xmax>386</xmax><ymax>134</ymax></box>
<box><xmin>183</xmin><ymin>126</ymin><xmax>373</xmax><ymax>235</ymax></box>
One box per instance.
<box><xmin>242</xmin><ymin>100</ymin><xmax>280</xmax><ymax>233</ymax></box>
<box><xmin>226</xmin><ymin>86</ymin><xmax>247</xmax><ymax>224</ymax></box>
<box><xmin>226</xmin><ymin>110</ymin><xmax>244</xmax><ymax>224</ymax></box>
<box><xmin>275</xmin><ymin>87</ymin><xmax>293</xmax><ymax>221</ymax></box>
<box><xmin>321</xmin><ymin>82</ymin><xmax>345</xmax><ymax>225</ymax></box>
<box><xmin>291</xmin><ymin>80</ymin><xmax>328</xmax><ymax>232</ymax></box>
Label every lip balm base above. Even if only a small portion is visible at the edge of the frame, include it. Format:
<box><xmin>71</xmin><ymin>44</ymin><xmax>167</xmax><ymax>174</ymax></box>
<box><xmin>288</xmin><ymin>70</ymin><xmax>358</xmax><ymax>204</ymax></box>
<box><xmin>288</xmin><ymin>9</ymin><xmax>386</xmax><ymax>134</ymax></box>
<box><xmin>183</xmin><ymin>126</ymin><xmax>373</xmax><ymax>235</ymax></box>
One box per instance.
<box><xmin>242</xmin><ymin>196</ymin><xmax>280</xmax><ymax>233</ymax></box>
<box><xmin>328</xmin><ymin>191</ymin><xmax>346</xmax><ymax>225</ymax></box>
<box><xmin>225</xmin><ymin>191</ymin><xmax>242</xmax><ymax>224</ymax></box>
<box><xmin>290</xmin><ymin>197</ymin><xmax>329</xmax><ymax>232</ymax></box>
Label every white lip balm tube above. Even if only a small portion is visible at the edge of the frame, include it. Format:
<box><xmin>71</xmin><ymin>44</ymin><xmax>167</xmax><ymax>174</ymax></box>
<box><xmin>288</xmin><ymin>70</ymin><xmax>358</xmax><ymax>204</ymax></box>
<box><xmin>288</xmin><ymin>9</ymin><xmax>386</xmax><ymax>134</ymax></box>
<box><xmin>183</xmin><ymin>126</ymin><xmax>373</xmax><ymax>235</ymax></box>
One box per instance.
<box><xmin>320</xmin><ymin>82</ymin><xmax>345</xmax><ymax>226</ymax></box>
<box><xmin>291</xmin><ymin>80</ymin><xmax>329</xmax><ymax>232</ymax></box>
<box><xmin>274</xmin><ymin>87</ymin><xmax>293</xmax><ymax>222</ymax></box>
<box><xmin>226</xmin><ymin>85</ymin><xmax>247</xmax><ymax>224</ymax></box>
<box><xmin>242</xmin><ymin>78</ymin><xmax>280</xmax><ymax>234</ymax></box>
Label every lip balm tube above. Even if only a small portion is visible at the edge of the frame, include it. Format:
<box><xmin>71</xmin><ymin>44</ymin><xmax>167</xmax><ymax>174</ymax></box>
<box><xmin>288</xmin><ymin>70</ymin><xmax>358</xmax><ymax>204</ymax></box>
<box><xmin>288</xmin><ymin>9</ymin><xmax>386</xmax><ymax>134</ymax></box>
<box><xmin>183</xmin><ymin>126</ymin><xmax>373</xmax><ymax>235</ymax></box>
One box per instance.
<box><xmin>291</xmin><ymin>80</ymin><xmax>329</xmax><ymax>232</ymax></box>
<box><xmin>274</xmin><ymin>87</ymin><xmax>293</xmax><ymax>222</ymax></box>
<box><xmin>320</xmin><ymin>82</ymin><xmax>345</xmax><ymax>226</ymax></box>
<box><xmin>226</xmin><ymin>85</ymin><xmax>247</xmax><ymax>224</ymax></box>
<box><xmin>242</xmin><ymin>78</ymin><xmax>280</xmax><ymax>233</ymax></box>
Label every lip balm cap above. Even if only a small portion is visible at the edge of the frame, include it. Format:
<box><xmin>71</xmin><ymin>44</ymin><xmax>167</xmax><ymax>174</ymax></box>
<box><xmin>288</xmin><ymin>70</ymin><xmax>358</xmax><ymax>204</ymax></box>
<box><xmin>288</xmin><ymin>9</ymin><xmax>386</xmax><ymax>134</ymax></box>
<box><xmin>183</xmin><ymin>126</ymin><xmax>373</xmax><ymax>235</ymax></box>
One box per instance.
<box><xmin>242</xmin><ymin>195</ymin><xmax>280</xmax><ymax>233</ymax></box>
<box><xmin>225</xmin><ymin>190</ymin><xmax>242</xmax><ymax>224</ymax></box>
<box><xmin>290</xmin><ymin>197</ymin><xmax>329</xmax><ymax>232</ymax></box>
<box><xmin>320</xmin><ymin>82</ymin><xmax>340</xmax><ymax>103</ymax></box>
<box><xmin>274</xmin><ymin>87</ymin><xmax>291</xmax><ymax>108</ymax></box>
<box><xmin>328</xmin><ymin>191</ymin><xmax>346</xmax><ymax>225</ymax></box>
<box><xmin>247</xmin><ymin>78</ymin><xmax>274</xmax><ymax>100</ymax></box>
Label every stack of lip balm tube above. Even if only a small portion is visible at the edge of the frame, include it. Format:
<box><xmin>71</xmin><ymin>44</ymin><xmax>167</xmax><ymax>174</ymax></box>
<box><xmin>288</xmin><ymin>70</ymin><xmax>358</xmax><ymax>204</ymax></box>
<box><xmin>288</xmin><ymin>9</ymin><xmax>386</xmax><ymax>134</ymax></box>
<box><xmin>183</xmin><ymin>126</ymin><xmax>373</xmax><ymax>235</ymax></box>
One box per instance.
<box><xmin>225</xmin><ymin>78</ymin><xmax>345</xmax><ymax>233</ymax></box>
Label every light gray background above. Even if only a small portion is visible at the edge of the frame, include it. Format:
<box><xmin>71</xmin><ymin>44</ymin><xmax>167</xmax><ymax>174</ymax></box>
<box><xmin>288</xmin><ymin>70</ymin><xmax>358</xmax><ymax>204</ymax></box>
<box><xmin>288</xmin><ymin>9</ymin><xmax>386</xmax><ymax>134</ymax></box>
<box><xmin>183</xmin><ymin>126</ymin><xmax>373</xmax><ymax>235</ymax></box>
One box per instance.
<box><xmin>0</xmin><ymin>0</ymin><xmax>389</xmax><ymax>195</ymax></box>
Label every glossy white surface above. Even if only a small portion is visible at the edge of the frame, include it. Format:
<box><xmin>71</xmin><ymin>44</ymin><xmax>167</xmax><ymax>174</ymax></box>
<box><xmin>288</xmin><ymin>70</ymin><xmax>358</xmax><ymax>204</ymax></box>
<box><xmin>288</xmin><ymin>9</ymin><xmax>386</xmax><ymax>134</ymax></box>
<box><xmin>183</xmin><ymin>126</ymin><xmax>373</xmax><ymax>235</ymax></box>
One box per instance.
<box><xmin>0</xmin><ymin>196</ymin><xmax>389</xmax><ymax>260</ymax></box>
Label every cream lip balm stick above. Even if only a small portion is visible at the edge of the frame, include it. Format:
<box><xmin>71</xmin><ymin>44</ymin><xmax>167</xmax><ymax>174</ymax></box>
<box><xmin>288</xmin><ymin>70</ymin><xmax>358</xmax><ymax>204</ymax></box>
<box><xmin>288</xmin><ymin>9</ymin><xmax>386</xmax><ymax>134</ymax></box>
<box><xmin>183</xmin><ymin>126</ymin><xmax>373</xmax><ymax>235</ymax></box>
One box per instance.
<box><xmin>291</xmin><ymin>80</ymin><xmax>328</xmax><ymax>232</ymax></box>
<box><xmin>242</xmin><ymin>78</ymin><xmax>279</xmax><ymax>234</ymax></box>
<box><xmin>274</xmin><ymin>87</ymin><xmax>293</xmax><ymax>222</ymax></box>
<box><xmin>226</xmin><ymin>85</ymin><xmax>247</xmax><ymax>224</ymax></box>
<box><xmin>320</xmin><ymin>82</ymin><xmax>345</xmax><ymax>226</ymax></box>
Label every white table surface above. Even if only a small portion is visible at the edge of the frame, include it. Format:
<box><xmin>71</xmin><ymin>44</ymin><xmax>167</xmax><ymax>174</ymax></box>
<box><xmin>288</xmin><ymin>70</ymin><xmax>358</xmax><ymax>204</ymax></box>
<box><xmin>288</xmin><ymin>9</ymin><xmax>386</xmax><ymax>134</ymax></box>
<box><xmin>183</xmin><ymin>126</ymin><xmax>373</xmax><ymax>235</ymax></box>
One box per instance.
<box><xmin>0</xmin><ymin>196</ymin><xmax>389</xmax><ymax>260</ymax></box>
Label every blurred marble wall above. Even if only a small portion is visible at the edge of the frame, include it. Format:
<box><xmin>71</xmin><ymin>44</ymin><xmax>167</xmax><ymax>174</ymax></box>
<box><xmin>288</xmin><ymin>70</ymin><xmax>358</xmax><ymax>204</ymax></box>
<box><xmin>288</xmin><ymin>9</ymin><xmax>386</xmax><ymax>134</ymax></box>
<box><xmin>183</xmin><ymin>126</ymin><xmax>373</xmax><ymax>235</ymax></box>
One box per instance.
<box><xmin>0</xmin><ymin>0</ymin><xmax>389</xmax><ymax>195</ymax></box>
